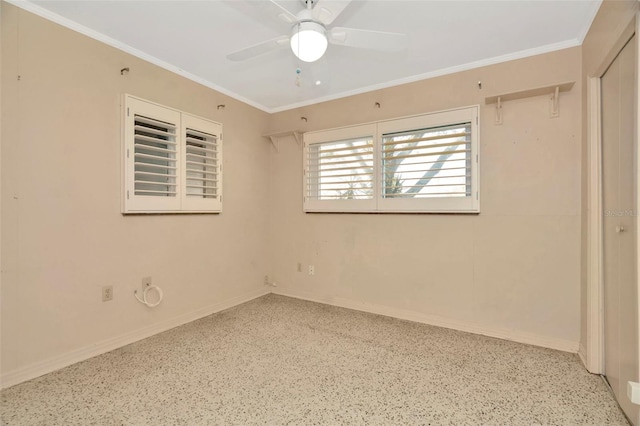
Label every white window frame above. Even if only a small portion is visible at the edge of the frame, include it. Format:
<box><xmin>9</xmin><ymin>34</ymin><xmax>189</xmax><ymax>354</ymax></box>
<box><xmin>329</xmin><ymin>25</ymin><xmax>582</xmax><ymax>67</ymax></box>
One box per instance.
<box><xmin>122</xmin><ymin>94</ymin><xmax>223</xmax><ymax>214</ymax></box>
<box><xmin>303</xmin><ymin>106</ymin><xmax>479</xmax><ymax>213</ymax></box>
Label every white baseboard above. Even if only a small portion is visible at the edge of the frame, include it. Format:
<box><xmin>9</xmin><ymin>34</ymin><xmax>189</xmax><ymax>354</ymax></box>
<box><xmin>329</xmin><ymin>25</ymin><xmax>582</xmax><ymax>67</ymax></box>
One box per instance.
<box><xmin>1</xmin><ymin>287</ymin><xmax>269</xmax><ymax>390</ymax></box>
<box><xmin>577</xmin><ymin>342</ymin><xmax>588</xmax><ymax>369</ymax></box>
<box><xmin>272</xmin><ymin>288</ymin><xmax>579</xmax><ymax>353</ymax></box>
<box><xmin>2</xmin><ymin>286</ymin><xmax>579</xmax><ymax>390</ymax></box>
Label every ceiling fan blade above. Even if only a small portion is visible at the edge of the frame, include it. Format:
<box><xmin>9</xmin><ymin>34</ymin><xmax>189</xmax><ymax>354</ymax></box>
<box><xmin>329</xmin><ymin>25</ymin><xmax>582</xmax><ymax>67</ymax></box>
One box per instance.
<box><xmin>329</xmin><ymin>27</ymin><xmax>407</xmax><ymax>51</ymax></box>
<box><xmin>312</xmin><ymin>0</ymin><xmax>352</xmax><ymax>25</ymax></box>
<box><xmin>264</xmin><ymin>0</ymin><xmax>300</xmax><ymax>24</ymax></box>
<box><xmin>227</xmin><ymin>36</ymin><xmax>290</xmax><ymax>61</ymax></box>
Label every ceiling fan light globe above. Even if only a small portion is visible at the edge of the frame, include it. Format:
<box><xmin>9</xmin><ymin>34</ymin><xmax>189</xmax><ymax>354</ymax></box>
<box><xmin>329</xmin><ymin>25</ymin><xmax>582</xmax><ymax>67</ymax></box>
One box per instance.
<box><xmin>291</xmin><ymin>22</ymin><xmax>328</xmax><ymax>63</ymax></box>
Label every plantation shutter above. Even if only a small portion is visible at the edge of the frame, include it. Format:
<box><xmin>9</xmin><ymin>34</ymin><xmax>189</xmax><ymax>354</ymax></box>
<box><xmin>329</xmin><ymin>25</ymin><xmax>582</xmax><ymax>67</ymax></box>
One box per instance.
<box><xmin>181</xmin><ymin>114</ymin><xmax>222</xmax><ymax>212</ymax></box>
<box><xmin>133</xmin><ymin>116</ymin><xmax>178</xmax><ymax>197</ymax></box>
<box><xmin>303</xmin><ymin>106</ymin><xmax>478</xmax><ymax>213</ymax></box>
<box><xmin>307</xmin><ymin>137</ymin><xmax>374</xmax><ymax>200</ymax></box>
<box><xmin>123</xmin><ymin>95</ymin><xmax>223</xmax><ymax>213</ymax></box>
<box><xmin>377</xmin><ymin>107</ymin><xmax>479</xmax><ymax>212</ymax></box>
<box><xmin>124</xmin><ymin>96</ymin><xmax>181</xmax><ymax>212</ymax></box>
<box><xmin>304</xmin><ymin>124</ymin><xmax>377</xmax><ymax>211</ymax></box>
<box><xmin>381</xmin><ymin>122</ymin><xmax>472</xmax><ymax>199</ymax></box>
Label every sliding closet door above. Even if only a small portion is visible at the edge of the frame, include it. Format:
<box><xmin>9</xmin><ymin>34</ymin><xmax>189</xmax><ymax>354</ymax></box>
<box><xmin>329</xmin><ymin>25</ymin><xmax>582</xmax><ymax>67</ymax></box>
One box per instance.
<box><xmin>602</xmin><ymin>34</ymin><xmax>639</xmax><ymax>424</ymax></box>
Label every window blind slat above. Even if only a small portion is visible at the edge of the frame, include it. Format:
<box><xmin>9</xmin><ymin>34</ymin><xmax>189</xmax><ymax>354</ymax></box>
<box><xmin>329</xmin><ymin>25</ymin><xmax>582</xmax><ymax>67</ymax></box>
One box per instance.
<box><xmin>186</xmin><ymin>129</ymin><xmax>215</xmax><ymax>139</ymax></box>
<box><xmin>186</xmin><ymin>139</ymin><xmax>217</xmax><ymax>149</ymax></box>
<box><xmin>383</xmin><ymin>159</ymin><xmax>466</xmax><ymax>169</ymax></box>
<box><xmin>134</xmin><ymin>153</ymin><xmax>177</xmax><ymax>163</ymax></box>
<box><xmin>381</xmin><ymin>131</ymin><xmax>470</xmax><ymax>146</ymax></box>
<box><xmin>135</xmin><ymin>163</ymin><xmax>177</xmax><ymax>172</ymax></box>
<box><xmin>386</xmin><ymin>148</ymin><xmax>470</xmax><ymax>162</ymax></box>
<box><xmin>309</xmin><ymin>142</ymin><xmax>373</xmax><ymax>155</ymax></box>
<box><xmin>186</xmin><ymin>152</ymin><xmax>216</xmax><ymax>161</ymax></box>
<box><xmin>135</xmin><ymin>170</ymin><xmax>178</xmax><ymax>179</ymax></box>
<box><xmin>383</xmin><ymin>165</ymin><xmax>467</xmax><ymax>174</ymax></box>
<box><xmin>307</xmin><ymin>180</ymin><xmax>374</xmax><ymax>187</ymax></box>
<box><xmin>134</xmin><ymin>180</ymin><xmax>177</xmax><ymax>187</ymax></box>
<box><xmin>186</xmin><ymin>145</ymin><xmax>217</xmax><ymax>155</ymax></box>
<box><xmin>135</xmin><ymin>115</ymin><xmax>176</xmax><ymax>129</ymax></box>
<box><xmin>309</xmin><ymin>150</ymin><xmax>374</xmax><ymax>161</ymax></box>
<box><xmin>385</xmin><ymin>182</ymin><xmax>467</xmax><ymax>189</ymax></box>
<box><xmin>134</xmin><ymin>189</ymin><xmax>178</xmax><ymax>195</ymax></box>
<box><xmin>186</xmin><ymin>160</ymin><xmax>217</xmax><ymax>168</ymax></box>
<box><xmin>308</xmin><ymin>172</ymin><xmax>374</xmax><ymax>179</ymax></box>
<box><xmin>383</xmin><ymin>140</ymin><xmax>469</xmax><ymax>155</ymax></box>
<box><xmin>186</xmin><ymin>176</ymin><xmax>218</xmax><ymax>183</ymax></box>
<box><xmin>135</xmin><ymin>144</ymin><xmax>176</xmax><ymax>155</ymax></box>
<box><xmin>186</xmin><ymin>183</ymin><xmax>216</xmax><ymax>188</ymax></box>
<box><xmin>314</xmin><ymin>158</ymin><xmax>374</xmax><ymax>167</ymax></box>
<box><xmin>134</xmin><ymin>135</ymin><xmax>177</xmax><ymax>147</ymax></box>
<box><xmin>309</xmin><ymin>165</ymin><xmax>373</xmax><ymax>173</ymax></box>
<box><xmin>134</xmin><ymin>125</ymin><xmax>175</xmax><ymax>139</ymax></box>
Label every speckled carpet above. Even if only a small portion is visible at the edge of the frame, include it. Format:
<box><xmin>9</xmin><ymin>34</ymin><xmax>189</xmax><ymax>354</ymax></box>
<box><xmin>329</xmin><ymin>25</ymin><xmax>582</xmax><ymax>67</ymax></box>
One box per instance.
<box><xmin>1</xmin><ymin>294</ymin><xmax>629</xmax><ymax>425</ymax></box>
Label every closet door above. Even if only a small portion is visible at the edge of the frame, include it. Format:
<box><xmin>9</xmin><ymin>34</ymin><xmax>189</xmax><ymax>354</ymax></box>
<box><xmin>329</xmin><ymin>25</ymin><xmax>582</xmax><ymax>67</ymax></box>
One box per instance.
<box><xmin>602</xmin><ymin>34</ymin><xmax>639</xmax><ymax>424</ymax></box>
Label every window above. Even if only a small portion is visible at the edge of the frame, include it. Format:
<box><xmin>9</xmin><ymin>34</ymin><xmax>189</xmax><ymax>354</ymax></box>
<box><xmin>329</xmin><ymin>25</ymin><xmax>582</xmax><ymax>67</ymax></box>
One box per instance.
<box><xmin>123</xmin><ymin>95</ymin><xmax>222</xmax><ymax>213</ymax></box>
<box><xmin>305</xmin><ymin>124</ymin><xmax>376</xmax><ymax>212</ymax></box>
<box><xmin>304</xmin><ymin>106</ymin><xmax>479</xmax><ymax>213</ymax></box>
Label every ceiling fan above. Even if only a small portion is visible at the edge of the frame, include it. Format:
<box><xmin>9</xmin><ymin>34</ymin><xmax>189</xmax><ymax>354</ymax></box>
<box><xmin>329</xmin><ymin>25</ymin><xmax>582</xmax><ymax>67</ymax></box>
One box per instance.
<box><xmin>226</xmin><ymin>0</ymin><xmax>407</xmax><ymax>63</ymax></box>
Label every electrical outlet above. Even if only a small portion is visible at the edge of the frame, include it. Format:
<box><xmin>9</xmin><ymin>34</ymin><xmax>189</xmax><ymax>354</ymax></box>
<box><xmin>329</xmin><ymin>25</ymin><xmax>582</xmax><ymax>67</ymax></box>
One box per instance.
<box><xmin>308</xmin><ymin>265</ymin><xmax>315</xmax><ymax>275</ymax></box>
<box><xmin>142</xmin><ymin>276</ymin><xmax>152</xmax><ymax>292</ymax></box>
<box><xmin>297</xmin><ymin>262</ymin><xmax>302</xmax><ymax>272</ymax></box>
<box><xmin>102</xmin><ymin>285</ymin><xmax>113</xmax><ymax>302</ymax></box>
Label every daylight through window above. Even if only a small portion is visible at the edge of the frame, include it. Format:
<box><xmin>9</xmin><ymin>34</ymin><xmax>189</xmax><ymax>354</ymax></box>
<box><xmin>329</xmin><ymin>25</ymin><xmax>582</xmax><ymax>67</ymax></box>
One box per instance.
<box><xmin>303</xmin><ymin>106</ymin><xmax>479</xmax><ymax>213</ymax></box>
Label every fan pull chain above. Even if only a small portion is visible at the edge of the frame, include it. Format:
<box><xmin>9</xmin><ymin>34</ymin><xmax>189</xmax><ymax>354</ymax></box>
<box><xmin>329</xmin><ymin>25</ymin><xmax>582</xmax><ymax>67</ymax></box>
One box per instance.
<box><xmin>295</xmin><ymin>22</ymin><xmax>302</xmax><ymax>87</ymax></box>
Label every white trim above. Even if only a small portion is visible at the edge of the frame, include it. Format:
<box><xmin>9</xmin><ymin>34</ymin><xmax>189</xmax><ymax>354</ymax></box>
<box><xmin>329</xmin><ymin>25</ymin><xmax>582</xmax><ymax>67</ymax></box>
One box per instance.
<box><xmin>586</xmin><ymin>76</ymin><xmax>604</xmax><ymax>374</ymax></box>
<box><xmin>272</xmin><ymin>288</ymin><xmax>579</xmax><ymax>353</ymax></box>
<box><xmin>635</xmin><ymin>14</ymin><xmax>640</xmax><ymax>409</ymax></box>
<box><xmin>6</xmin><ymin>0</ymin><xmax>584</xmax><ymax>114</ymax></box>
<box><xmin>269</xmin><ymin>39</ymin><xmax>582</xmax><ymax>113</ymax></box>
<box><xmin>3</xmin><ymin>0</ymin><xmax>270</xmax><ymax>113</ymax></box>
<box><xmin>578</xmin><ymin>343</ymin><xmax>588</xmax><ymax>369</ymax></box>
<box><xmin>585</xmin><ymin>13</ymin><xmax>639</xmax><ymax>377</ymax></box>
<box><xmin>0</xmin><ymin>287</ymin><xmax>269</xmax><ymax>390</ymax></box>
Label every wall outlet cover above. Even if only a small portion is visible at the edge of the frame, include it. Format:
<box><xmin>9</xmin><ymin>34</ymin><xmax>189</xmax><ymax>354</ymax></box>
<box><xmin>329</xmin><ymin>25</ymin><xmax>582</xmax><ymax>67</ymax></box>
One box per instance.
<box><xmin>628</xmin><ymin>381</ymin><xmax>640</xmax><ymax>405</ymax></box>
<box><xmin>102</xmin><ymin>285</ymin><xmax>113</xmax><ymax>302</ymax></box>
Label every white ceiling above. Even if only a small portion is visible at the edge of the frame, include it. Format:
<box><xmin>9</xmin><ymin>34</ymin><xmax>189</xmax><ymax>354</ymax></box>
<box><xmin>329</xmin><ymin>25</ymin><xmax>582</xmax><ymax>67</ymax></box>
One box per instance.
<box><xmin>16</xmin><ymin>0</ymin><xmax>600</xmax><ymax>113</ymax></box>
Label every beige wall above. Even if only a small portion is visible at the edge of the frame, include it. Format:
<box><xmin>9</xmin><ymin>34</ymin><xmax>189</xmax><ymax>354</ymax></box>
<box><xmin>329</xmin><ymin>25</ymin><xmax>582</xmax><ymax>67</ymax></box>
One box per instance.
<box><xmin>268</xmin><ymin>47</ymin><xmax>583</xmax><ymax>350</ymax></box>
<box><xmin>1</xmin><ymin>3</ymin><xmax>271</xmax><ymax>380</ymax></box>
<box><xmin>579</xmin><ymin>0</ymin><xmax>639</xmax><ymax>360</ymax></box>
<box><xmin>1</xmin><ymin>0</ymin><xmax>598</xmax><ymax>385</ymax></box>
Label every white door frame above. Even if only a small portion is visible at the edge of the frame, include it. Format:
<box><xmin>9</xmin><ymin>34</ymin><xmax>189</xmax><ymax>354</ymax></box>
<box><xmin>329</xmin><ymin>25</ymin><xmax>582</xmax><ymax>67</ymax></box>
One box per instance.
<box><xmin>585</xmin><ymin>14</ymin><xmax>638</xmax><ymax>375</ymax></box>
<box><xmin>585</xmin><ymin>74</ymin><xmax>604</xmax><ymax>374</ymax></box>
<box><xmin>636</xmin><ymin>13</ymin><xmax>640</xmax><ymax>399</ymax></box>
